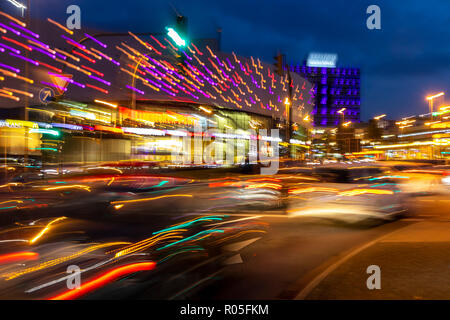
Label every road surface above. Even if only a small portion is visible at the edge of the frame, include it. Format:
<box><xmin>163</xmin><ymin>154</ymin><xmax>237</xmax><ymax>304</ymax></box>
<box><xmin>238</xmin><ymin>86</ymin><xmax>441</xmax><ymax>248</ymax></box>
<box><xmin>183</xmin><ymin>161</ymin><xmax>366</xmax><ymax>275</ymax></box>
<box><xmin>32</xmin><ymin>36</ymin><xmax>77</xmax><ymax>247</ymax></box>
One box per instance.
<box><xmin>189</xmin><ymin>194</ymin><xmax>450</xmax><ymax>300</ymax></box>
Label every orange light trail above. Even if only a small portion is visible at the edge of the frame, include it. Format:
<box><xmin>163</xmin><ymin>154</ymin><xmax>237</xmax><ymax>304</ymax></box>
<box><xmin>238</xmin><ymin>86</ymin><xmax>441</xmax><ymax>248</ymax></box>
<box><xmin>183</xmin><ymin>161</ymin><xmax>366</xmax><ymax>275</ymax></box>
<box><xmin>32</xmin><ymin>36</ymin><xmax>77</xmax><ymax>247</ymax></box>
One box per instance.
<box><xmin>3</xmin><ymin>242</ymin><xmax>129</xmax><ymax>280</ymax></box>
<box><xmin>36</xmin><ymin>60</ymin><xmax>62</xmax><ymax>73</ymax></box>
<box><xmin>47</xmin><ymin>18</ymin><xmax>73</xmax><ymax>35</ymax></box>
<box><xmin>289</xmin><ymin>187</ymin><xmax>339</xmax><ymax>194</ymax></box>
<box><xmin>86</xmin><ymin>83</ymin><xmax>108</xmax><ymax>94</ymax></box>
<box><xmin>29</xmin><ymin>217</ymin><xmax>67</xmax><ymax>244</ymax></box>
<box><xmin>0</xmin><ymin>11</ymin><xmax>26</xmax><ymax>27</ymax></box>
<box><xmin>42</xmin><ymin>184</ymin><xmax>91</xmax><ymax>192</ymax></box>
<box><xmin>2</xmin><ymin>87</ymin><xmax>33</xmax><ymax>98</ymax></box>
<box><xmin>82</xmin><ymin>65</ymin><xmax>104</xmax><ymax>77</ymax></box>
<box><xmin>247</xmin><ymin>178</ymin><xmax>282</xmax><ymax>183</ymax></box>
<box><xmin>338</xmin><ymin>189</ymin><xmax>394</xmax><ymax>196</ymax></box>
<box><xmin>0</xmin><ymin>252</ymin><xmax>38</xmax><ymax>264</ymax></box>
<box><xmin>245</xmin><ymin>183</ymin><xmax>282</xmax><ymax>190</ymax></box>
<box><xmin>2</xmin><ymin>36</ymin><xmax>32</xmax><ymax>51</ymax></box>
<box><xmin>111</xmin><ymin>194</ymin><xmax>193</xmax><ymax>206</ymax></box>
<box><xmin>48</xmin><ymin>262</ymin><xmax>156</xmax><ymax>300</ymax></box>
<box><xmin>72</xmin><ymin>50</ymin><xmax>96</xmax><ymax>63</ymax></box>
<box><xmin>0</xmin><ymin>93</ymin><xmax>19</xmax><ymax>101</ymax></box>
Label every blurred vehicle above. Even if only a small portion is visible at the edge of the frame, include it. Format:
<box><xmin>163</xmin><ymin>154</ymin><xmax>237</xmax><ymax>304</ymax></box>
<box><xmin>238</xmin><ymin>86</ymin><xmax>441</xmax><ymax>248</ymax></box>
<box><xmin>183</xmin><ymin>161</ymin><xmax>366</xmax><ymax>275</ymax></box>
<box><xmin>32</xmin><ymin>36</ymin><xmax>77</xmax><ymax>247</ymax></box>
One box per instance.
<box><xmin>0</xmin><ymin>170</ymin><xmax>275</xmax><ymax>300</ymax></box>
<box><xmin>287</xmin><ymin>165</ymin><xmax>407</xmax><ymax>225</ymax></box>
<box><xmin>379</xmin><ymin>163</ymin><xmax>450</xmax><ymax>195</ymax></box>
<box><xmin>0</xmin><ymin>212</ymin><xmax>268</xmax><ymax>300</ymax></box>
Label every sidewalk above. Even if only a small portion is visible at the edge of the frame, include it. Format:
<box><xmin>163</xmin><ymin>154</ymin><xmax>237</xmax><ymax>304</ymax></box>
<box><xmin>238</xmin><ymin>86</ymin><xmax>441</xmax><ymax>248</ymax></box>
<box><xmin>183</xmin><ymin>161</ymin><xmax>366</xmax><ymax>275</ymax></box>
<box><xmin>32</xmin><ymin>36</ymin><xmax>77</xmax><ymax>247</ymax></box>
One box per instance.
<box><xmin>303</xmin><ymin>219</ymin><xmax>450</xmax><ymax>299</ymax></box>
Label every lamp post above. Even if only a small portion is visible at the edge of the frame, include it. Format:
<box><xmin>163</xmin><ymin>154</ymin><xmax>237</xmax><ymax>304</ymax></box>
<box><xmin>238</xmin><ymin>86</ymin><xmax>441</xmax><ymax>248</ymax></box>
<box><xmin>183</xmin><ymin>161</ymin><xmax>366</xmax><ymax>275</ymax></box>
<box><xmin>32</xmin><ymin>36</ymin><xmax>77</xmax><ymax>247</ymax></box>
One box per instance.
<box><xmin>24</xmin><ymin>0</ymin><xmax>30</xmax><ymax>170</ymax></box>
<box><xmin>374</xmin><ymin>114</ymin><xmax>386</xmax><ymax>121</ymax></box>
<box><xmin>337</xmin><ymin>108</ymin><xmax>346</xmax><ymax>125</ymax></box>
<box><xmin>426</xmin><ymin>92</ymin><xmax>445</xmax><ymax>120</ymax></box>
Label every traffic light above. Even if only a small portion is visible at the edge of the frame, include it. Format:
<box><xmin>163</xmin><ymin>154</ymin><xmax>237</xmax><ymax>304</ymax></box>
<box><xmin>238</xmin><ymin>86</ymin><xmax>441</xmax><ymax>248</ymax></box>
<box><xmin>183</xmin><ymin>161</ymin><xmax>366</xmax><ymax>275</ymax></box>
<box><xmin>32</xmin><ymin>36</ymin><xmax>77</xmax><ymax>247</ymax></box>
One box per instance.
<box><xmin>166</xmin><ymin>15</ymin><xmax>188</xmax><ymax>47</ymax></box>
<box><xmin>176</xmin><ymin>15</ymin><xmax>188</xmax><ymax>40</ymax></box>
<box><xmin>166</xmin><ymin>27</ymin><xmax>186</xmax><ymax>47</ymax></box>
<box><xmin>274</xmin><ymin>53</ymin><xmax>284</xmax><ymax>76</ymax></box>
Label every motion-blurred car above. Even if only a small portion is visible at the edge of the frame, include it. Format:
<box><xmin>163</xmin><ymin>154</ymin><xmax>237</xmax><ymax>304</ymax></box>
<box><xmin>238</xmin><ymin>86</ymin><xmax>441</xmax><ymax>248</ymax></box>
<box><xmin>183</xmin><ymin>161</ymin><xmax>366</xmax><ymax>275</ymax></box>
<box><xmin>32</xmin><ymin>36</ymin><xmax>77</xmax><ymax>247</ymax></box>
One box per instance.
<box><xmin>382</xmin><ymin>164</ymin><xmax>450</xmax><ymax>195</ymax></box>
<box><xmin>0</xmin><ymin>210</ymin><xmax>268</xmax><ymax>299</ymax></box>
<box><xmin>287</xmin><ymin>165</ymin><xmax>408</xmax><ymax>225</ymax></box>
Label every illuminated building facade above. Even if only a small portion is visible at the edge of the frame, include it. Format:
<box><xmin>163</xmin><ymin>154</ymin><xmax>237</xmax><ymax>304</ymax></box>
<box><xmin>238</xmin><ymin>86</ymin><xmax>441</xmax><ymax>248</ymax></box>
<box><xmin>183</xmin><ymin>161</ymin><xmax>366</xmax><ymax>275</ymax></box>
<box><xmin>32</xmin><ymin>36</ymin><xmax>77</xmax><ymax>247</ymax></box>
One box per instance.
<box><xmin>0</xmin><ymin>12</ymin><xmax>315</xmax><ymax>164</ymax></box>
<box><xmin>290</xmin><ymin>62</ymin><xmax>361</xmax><ymax>127</ymax></box>
<box><xmin>358</xmin><ymin>111</ymin><xmax>450</xmax><ymax>160</ymax></box>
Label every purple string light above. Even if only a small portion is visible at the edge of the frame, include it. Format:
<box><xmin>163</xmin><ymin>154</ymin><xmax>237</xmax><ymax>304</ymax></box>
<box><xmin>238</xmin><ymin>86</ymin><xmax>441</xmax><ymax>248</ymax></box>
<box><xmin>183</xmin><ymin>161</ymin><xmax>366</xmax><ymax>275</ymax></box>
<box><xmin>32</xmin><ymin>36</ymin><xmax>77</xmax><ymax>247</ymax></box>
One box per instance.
<box><xmin>126</xmin><ymin>85</ymin><xmax>144</xmax><ymax>95</ymax></box>
<box><xmin>84</xmin><ymin>33</ymin><xmax>107</xmax><ymax>48</ymax></box>
<box><xmin>61</xmin><ymin>35</ymin><xmax>86</xmax><ymax>50</ymax></box>
<box><xmin>9</xmin><ymin>22</ymin><xmax>39</xmax><ymax>38</ymax></box>
<box><xmin>0</xmin><ymin>63</ymin><xmax>20</xmax><ymax>73</ymax></box>
<box><xmin>9</xmin><ymin>52</ymin><xmax>39</xmax><ymax>66</ymax></box>
<box><xmin>48</xmin><ymin>72</ymin><xmax>85</xmax><ymax>89</ymax></box>
<box><xmin>19</xmin><ymin>33</ymin><xmax>50</xmax><ymax>48</ymax></box>
<box><xmin>0</xmin><ymin>42</ymin><xmax>20</xmax><ymax>54</ymax></box>
<box><xmin>29</xmin><ymin>45</ymin><xmax>56</xmax><ymax>59</ymax></box>
<box><xmin>0</xmin><ymin>23</ymin><xmax>20</xmax><ymax>36</ymax></box>
<box><xmin>88</xmin><ymin>75</ymin><xmax>111</xmax><ymax>86</ymax></box>
<box><xmin>41</xmin><ymin>81</ymin><xmax>67</xmax><ymax>92</ymax></box>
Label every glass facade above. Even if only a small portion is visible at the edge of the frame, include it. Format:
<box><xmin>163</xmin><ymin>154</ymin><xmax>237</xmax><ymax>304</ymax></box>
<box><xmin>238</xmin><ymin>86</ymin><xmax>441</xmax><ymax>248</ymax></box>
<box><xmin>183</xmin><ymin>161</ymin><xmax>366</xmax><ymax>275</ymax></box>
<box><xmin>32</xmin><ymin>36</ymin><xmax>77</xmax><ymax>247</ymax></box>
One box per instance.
<box><xmin>290</xmin><ymin>64</ymin><xmax>361</xmax><ymax>127</ymax></box>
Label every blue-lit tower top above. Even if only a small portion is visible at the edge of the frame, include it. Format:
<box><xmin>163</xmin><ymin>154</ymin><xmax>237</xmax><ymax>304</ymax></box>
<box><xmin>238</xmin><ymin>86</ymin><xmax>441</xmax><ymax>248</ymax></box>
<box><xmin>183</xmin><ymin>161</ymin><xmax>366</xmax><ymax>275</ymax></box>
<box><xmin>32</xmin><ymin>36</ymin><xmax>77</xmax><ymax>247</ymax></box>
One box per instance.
<box><xmin>289</xmin><ymin>62</ymin><xmax>360</xmax><ymax>127</ymax></box>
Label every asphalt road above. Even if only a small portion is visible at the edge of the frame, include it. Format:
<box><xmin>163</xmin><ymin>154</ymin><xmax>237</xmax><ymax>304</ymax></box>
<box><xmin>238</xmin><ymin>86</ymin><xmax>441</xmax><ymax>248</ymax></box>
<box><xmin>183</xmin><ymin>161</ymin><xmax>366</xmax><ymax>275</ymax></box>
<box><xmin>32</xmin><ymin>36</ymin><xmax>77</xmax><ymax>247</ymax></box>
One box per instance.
<box><xmin>189</xmin><ymin>194</ymin><xmax>450</xmax><ymax>300</ymax></box>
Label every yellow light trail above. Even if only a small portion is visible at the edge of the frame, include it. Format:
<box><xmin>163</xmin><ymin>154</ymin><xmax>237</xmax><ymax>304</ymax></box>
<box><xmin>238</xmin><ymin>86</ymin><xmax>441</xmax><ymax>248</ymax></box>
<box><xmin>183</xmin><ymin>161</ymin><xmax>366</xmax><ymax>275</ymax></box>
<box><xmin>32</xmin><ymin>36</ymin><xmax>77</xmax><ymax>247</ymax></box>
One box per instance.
<box><xmin>111</xmin><ymin>194</ymin><xmax>193</xmax><ymax>206</ymax></box>
<box><xmin>339</xmin><ymin>189</ymin><xmax>394</xmax><ymax>196</ymax></box>
<box><xmin>42</xmin><ymin>184</ymin><xmax>91</xmax><ymax>192</ymax></box>
<box><xmin>199</xmin><ymin>106</ymin><xmax>212</xmax><ymax>114</ymax></box>
<box><xmin>0</xmin><ymin>11</ymin><xmax>26</xmax><ymax>27</ymax></box>
<box><xmin>94</xmin><ymin>99</ymin><xmax>118</xmax><ymax>108</ymax></box>
<box><xmin>113</xmin><ymin>231</ymin><xmax>184</xmax><ymax>258</ymax></box>
<box><xmin>289</xmin><ymin>187</ymin><xmax>339</xmax><ymax>194</ymax></box>
<box><xmin>3</xmin><ymin>242</ymin><xmax>130</xmax><ymax>280</ymax></box>
<box><xmin>29</xmin><ymin>217</ymin><xmax>67</xmax><ymax>244</ymax></box>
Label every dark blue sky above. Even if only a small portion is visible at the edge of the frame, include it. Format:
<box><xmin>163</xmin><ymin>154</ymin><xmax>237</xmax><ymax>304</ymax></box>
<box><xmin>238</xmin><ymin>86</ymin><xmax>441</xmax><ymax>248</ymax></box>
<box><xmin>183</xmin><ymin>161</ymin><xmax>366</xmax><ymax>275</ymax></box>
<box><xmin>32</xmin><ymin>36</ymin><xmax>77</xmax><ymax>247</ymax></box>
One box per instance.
<box><xmin>3</xmin><ymin>0</ymin><xmax>449</xmax><ymax>120</ymax></box>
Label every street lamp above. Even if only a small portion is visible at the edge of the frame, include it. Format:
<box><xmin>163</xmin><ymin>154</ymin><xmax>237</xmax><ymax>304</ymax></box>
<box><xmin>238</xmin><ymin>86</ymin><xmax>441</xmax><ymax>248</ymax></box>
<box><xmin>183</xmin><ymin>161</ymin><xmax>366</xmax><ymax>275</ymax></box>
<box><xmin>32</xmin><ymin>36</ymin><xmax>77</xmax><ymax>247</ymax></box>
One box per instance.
<box><xmin>426</xmin><ymin>92</ymin><xmax>445</xmax><ymax>120</ymax></box>
<box><xmin>337</xmin><ymin>108</ymin><xmax>346</xmax><ymax>124</ymax></box>
<box><xmin>343</xmin><ymin>121</ymin><xmax>352</xmax><ymax>127</ymax></box>
<box><xmin>7</xmin><ymin>0</ymin><xmax>27</xmax><ymax>16</ymax></box>
<box><xmin>374</xmin><ymin>114</ymin><xmax>386</xmax><ymax>120</ymax></box>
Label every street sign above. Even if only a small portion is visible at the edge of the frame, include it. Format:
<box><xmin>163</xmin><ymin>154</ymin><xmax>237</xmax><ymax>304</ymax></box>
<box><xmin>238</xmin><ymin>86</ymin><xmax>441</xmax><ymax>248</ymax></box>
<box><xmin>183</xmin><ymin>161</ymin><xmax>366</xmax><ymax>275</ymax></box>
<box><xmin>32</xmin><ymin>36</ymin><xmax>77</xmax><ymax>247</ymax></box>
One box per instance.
<box><xmin>39</xmin><ymin>87</ymin><xmax>55</xmax><ymax>104</ymax></box>
<box><xmin>49</xmin><ymin>73</ymin><xmax>72</xmax><ymax>95</ymax></box>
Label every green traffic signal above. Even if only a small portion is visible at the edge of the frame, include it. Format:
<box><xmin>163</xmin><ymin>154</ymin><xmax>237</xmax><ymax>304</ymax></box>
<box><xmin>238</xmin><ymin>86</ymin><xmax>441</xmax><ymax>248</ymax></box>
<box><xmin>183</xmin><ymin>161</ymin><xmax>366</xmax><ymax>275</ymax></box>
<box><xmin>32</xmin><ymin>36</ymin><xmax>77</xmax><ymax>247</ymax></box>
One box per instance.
<box><xmin>166</xmin><ymin>27</ymin><xmax>186</xmax><ymax>47</ymax></box>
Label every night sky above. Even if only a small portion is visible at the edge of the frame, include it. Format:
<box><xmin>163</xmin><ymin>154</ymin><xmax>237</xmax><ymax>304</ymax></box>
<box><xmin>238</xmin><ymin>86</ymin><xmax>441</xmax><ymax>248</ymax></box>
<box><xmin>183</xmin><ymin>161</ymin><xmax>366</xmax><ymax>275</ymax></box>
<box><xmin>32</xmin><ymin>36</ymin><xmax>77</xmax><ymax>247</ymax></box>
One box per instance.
<box><xmin>2</xmin><ymin>0</ymin><xmax>449</xmax><ymax>121</ymax></box>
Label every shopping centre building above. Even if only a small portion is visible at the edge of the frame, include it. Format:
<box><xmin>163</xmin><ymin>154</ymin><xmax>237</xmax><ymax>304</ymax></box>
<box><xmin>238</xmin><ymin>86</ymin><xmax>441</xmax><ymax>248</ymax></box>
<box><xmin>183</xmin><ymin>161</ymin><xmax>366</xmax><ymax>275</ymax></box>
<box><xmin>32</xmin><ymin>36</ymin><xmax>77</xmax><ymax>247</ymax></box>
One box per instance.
<box><xmin>0</xmin><ymin>13</ymin><xmax>315</xmax><ymax>166</ymax></box>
